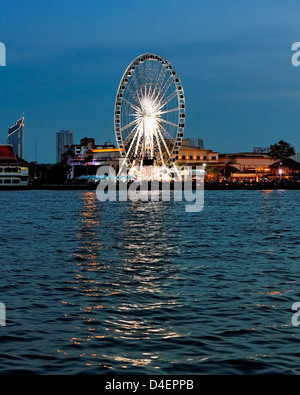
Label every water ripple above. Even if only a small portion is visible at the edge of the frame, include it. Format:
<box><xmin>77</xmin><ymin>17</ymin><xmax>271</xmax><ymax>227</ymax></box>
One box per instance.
<box><xmin>0</xmin><ymin>190</ymin><xmax>299</xmax><ymax>374</ymax></box>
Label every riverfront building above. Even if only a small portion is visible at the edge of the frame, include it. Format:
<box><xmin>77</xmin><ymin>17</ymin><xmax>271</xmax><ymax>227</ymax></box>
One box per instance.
<box><xmin>269</xmin><ymin>158</ymin><xmax>300</xmax><ymax>179</ymax></box>
<box><xmin>60</xmin><ymin>132</ymin><xmax>299</xmax><ymax>182</ymax></box>
<box><xmin>177</xmin><ymin>139</ymin><xmax>219</xmax><ymax>166</ymax></box>
<box><xmin>62</xmin><ymin>137</ymin><xmax>120</xmax><ymax>179</ymax></box>
<box><xmin>0</xmin><ymin>145</ymin><xmax>29</xmax><ymax>186</ymax></box>
<box><xmin>217</xmin><ymin>152</ymin><xmax>275</xmax><ymax>179</ymax></box>
<box><xmin>175</xmin><ymin>144</ymin><xmax>298</xmax><ymax>180</ymax></box>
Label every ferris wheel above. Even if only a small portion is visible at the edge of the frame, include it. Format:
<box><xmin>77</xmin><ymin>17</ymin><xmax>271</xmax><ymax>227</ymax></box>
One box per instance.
<box><xmin>114</xmin><ymin>53</ymin><xmax>185</xmax><ymax>179</ymax></box>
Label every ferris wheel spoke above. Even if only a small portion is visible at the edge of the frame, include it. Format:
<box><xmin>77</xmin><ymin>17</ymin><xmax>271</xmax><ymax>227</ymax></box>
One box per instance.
<box><xmin>124</xmin><ymin>126</ymin><xmax>141</xmax><ymax>158</ymax></box>
<box><xmin>124</xmin><ymin>79</ymin><xmax>140</xmax><ymax>104</ymax></box>
<box><xmin>158</xmin><ymin>118</ymin><xmax>178</xmax><ymax>128</ymax></box>
<box><xmin>134</xmin><ymin>127</ymin><xmax>144</xmax><ymax>157</ymax></box>
<box><xmin>123</xmin><ymin>123</ymin><xmax>140</xmax><ymax>146</ymax></box>
<box><xmin>158</xmin><ymin>90</ymin><xmax>178</xmax><ymax>110</ymax></box>
<box><xmin>118</xmin><ymin>126</ymin><xmax>141</xmax><ymax>175</ymax></box>
<box><xmin>153</xmin><ymin>129</ymin><xmax>165</xmax><ymax>165</ymax></box>
<box><xmin>158</xmin><ymin>123</ymin><xmax>175</xmax><ymax>142</ymax></box>
<box><xmin>158</xmin><ymin>107</ymin><xmax>179</xmax><ymax>115</ymax></box>
<box><xmin>156</xmin><ymin>126</ymin><xmax>172</xmax><ymax>159</ymax></box>
<box><xmin>121</xmin><ymin>97</ymin><xmax>139</xmax><ymax>111</ymax></box>
<box><xmin>120</xmin><ymin>119</ymin><xmax>139</xmax><ymax>133</ymax></box>
<box><xmin>154</xmin><ymin>64</ymin><xmax>169</xmax><ymax>98</ymax></box>
<box><xmin>150</xmin><ymin>83</ymin><xmax>159</xmax><ymax>101</ymax></box>
<box><xmin>157</xmin><ymin>75</ymin><xmax>174</xmax><ymax>102</ymax></box>
<box><xmin>133</xmin><ymin>67</ymin><xmax>149</xmax><ymax>99</ymax></box>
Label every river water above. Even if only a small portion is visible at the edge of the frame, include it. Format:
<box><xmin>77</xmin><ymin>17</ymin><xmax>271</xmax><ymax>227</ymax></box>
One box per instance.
<box><xmin>0</xmin><ymin>189</ymin><xmax>299</xmax><ymax>374</ymax></box>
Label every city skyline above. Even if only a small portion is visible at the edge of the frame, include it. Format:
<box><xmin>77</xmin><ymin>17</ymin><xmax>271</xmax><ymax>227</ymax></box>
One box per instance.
<box><xmin>0</xmin><ymin>0</ymin><xmax>300</xmax><ymax>163</ymax></box>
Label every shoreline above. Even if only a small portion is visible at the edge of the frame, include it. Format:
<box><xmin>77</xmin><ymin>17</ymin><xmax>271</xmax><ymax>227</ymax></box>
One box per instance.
<box><xmin>1</xmin><ymin>183</ymin><xmax>300</xmax><ymax>191</ymax></box>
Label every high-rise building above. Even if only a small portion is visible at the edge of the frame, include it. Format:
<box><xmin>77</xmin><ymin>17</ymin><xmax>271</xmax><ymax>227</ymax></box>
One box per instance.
<box><xmin>56</xmin><ymin>130</ymin><xmax>74</xmax><ymax>163</ymax></box>
<box><xmin>7</xmin><ymin>117</ymin><xmax>24</xmax><ymax>159</ymax></box>
<box><xmin>186</xmin><ymin>138</ymin><xmax>204</xmax><ymax>150</ymax></box>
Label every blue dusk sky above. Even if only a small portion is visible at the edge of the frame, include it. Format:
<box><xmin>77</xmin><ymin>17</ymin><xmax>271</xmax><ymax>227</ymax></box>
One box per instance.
<box><xmin>0</xmin><ymin>0</ymin><xmax>300</xmax><ymax>163</ymax></box>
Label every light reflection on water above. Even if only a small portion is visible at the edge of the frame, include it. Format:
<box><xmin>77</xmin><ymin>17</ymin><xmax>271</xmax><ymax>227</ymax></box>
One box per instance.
<box><xmin>0</xmin><ymin>189</ymin><xmax>299</xmax><ymax>374</ymax></box>
<box><xmin>70</xmin><ymin>192</ymin><xmax>184</xmax><ymax>371</ymax></box>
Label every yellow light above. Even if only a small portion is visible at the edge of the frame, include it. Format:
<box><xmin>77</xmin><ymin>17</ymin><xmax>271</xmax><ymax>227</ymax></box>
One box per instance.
<box><xmin>92</xmin><ymin>148</ymin><xmax>124</xmax><ymax>153</ymax></box>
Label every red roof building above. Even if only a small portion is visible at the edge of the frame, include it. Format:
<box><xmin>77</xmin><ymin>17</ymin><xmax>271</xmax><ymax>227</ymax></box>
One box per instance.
<box><xmin>0</xmin><ymin>145</ymin><xmax>18</xmax><ymax>162</ymax></box>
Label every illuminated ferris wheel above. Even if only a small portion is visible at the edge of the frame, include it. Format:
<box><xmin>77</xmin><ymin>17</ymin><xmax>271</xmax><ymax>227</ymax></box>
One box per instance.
<box><xmin>114</xmin><ymin>53</ymin><xmax>185</xmax><ymax>179</ymax></box>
